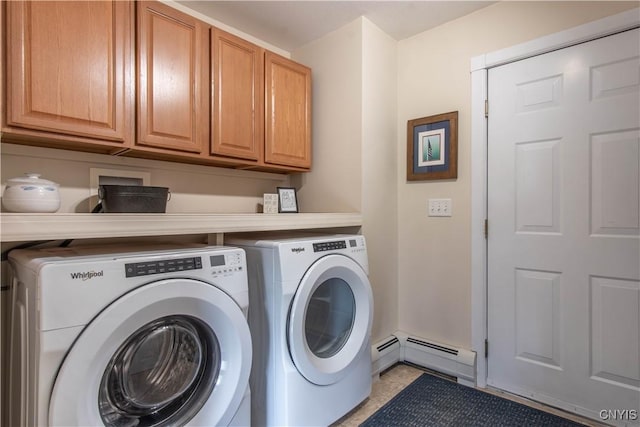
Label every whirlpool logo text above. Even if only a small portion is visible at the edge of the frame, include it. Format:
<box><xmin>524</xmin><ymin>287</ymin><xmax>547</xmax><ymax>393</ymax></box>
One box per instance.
<box><xmin>70</xmin><ymin>270</ymin><xmax>104</xmax><ymax>281</ymax></box>
<box><xmin>291</xmin><ymin>247</ymin><xmax>306</xmax><ymax>254</ymax></box>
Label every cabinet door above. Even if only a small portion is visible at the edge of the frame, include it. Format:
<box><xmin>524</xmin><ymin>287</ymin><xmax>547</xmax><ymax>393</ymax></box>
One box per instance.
<box><xmin>6</xmin><ymin>1</ymin><xmax>133</xmax><ymax>144</ymax></box>
<box><xmin>211</xmin><ymin>29</ymin><xmax>263</xmax><ymax>161</ymax></box>
<box><xmin>265</xmin><ymin>52</ymin><xmax>312</xmax><ymax>169</ymax></box>
<box><xmin>137</xmin><ymin>1</ymin><xmax>208</xmax><ymax>154</ymax></box>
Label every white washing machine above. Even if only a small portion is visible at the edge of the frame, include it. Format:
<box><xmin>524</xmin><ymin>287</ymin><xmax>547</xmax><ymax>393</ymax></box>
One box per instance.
<box><xmin>7</xmin><ymin>244</ymin><xmax>252</xmax><ymax>427</ymax></box>
<box><xmin>227</xmin><ymin>233</ymin><xmax>373</xmax><ymax>427</ymax></box>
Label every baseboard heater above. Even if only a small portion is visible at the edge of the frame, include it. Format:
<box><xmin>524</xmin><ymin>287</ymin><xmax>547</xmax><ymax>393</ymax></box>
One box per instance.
<box><xmin>371</xmin><ymin>331</ymin><xmax>476</xmax><ymax>387</ymax></box>
<box><xmin>372</xmin><ymin>335</ymin><xmax>401</xmax><ymax>376</ymax></box>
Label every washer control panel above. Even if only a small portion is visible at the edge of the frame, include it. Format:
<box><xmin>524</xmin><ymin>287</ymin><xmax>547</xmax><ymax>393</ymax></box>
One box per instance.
<box><xmin>209</xmin><ymin>251</ymin><xmax>244</xmax><ymax>276</ymax></box>
<box><xmin>125</xmin><ymin>256</ymin><xmax>203</xmax><ymax>278</ymax></box>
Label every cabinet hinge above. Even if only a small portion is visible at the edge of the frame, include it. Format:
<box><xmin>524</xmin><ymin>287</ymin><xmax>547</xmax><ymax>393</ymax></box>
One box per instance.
<box><xmin>484</xmin><ymin>219</ymin><xmax>488</xmax><ymax>239</ymax></box>
<box><xmin>485</xmin><ymin>339</ymin><xmax>489</xmax><ymax>358</ymax></box>
<box><xmin>484</xmin><ymin>99</ymin><xmax>489</xmax><ymax>118</ymax></box>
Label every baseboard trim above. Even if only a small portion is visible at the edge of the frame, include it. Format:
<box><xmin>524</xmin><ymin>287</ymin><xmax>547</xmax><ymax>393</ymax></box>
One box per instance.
<box><xmin>371</xmin><ymin>331</ymin><xmax>477</xmax><ymax>386</ymax></box>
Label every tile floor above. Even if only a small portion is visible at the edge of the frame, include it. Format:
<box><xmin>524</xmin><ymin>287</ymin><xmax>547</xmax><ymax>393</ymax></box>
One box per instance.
<box><xmin>333</xmin><ymin>363</ymin><xmax>607</xmax><ymax>427</ymax></box>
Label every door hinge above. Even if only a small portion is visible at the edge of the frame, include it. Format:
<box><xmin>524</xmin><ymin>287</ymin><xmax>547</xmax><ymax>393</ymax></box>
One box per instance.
<box><xmin>484</xmin><ymin>99</ymin><xmax>489</xmax><ymax>118</ymax></box>
<box><xmin>484</xmin><ymin>219</ymin><xmax>488</xmax><ymax>239</ymax></box>
<box><xmin>484</xmin><ymin>339</ymin><xmax>489</xmax><ymax>358</ymax></box>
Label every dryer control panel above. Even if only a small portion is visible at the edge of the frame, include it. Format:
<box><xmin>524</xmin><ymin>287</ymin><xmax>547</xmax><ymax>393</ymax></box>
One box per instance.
<box><xmin>313</xmin><ymin>240</ymin><xmax>347</xmax><ymax>252</ymax></box>
<box><xmin>313</xmin><ymin>238</ymin><xmax>363</xmax><ymax>253</ymax></box>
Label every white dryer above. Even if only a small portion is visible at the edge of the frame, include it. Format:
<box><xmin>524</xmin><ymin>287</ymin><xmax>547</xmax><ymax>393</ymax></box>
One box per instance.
<box><xmin>227</xmin><ymin>233</ymin><xmax>373</xmax><ymax>427</ymax></box>
<box><xmin>7</xmin><ymin>244</ymin><xmax>252</xmax><ymax>427</ymax></box>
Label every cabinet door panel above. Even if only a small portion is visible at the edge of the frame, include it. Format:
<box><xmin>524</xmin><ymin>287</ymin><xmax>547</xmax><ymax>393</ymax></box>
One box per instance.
<box><xmin>137</xmin><ymin>1</ymin><xmax>208</xmax><ymax>154</ymax></box>
<box><xmin>6</xmin><ymin>1</ymin><xmax>132</xmax><ymax>143</ymax></box>
<box><xmin>212</xmin><ymin>29</ymin><xmax>263</xmax><ymax>161</ymax></box>
<box><xmin>265</xmin><ymin>52</ymin><xmax>311</xmax><ymax>169</ymax></box>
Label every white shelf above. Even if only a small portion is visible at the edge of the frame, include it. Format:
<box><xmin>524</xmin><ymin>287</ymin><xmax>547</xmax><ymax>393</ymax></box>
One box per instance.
<box><xmin>0</xmin><ymin>213</ymin><xmax>362</xmax><ymax>242</ymax></box>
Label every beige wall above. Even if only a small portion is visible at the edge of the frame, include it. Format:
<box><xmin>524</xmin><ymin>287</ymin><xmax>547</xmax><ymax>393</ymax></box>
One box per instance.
<box><xmin>361</xmin><ymin>18</ymin><xmax>399</xmax><ymax>342</ymax></box>
<box><xmin>396</xmin><ymin>1</ymin><xmax>637</xmax><ymax>349</ymax></box>
<box><xmin>291</xmin><ymin>19</ymin><xmax>363</xmax><ymax>213</ymax></box>
<box><xmin>293</xmin><ymin>18</ymin><xmax>399</xmax><ymax>342</ymax></box>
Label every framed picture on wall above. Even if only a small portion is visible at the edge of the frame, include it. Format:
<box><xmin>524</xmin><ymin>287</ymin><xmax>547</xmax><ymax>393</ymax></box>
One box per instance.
<box><xmin>407</xmin><ymin>111</ymin><xmax>458</xmax><ymax>181</ymax></box>
<box><xmin>277</xmin><ymin>187</ymin><xmax>299</xmax><ymax>213</ymax></box>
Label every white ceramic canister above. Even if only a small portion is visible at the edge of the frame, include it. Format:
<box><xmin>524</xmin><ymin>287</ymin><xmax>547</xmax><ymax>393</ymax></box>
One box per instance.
<box><xmin>2</xmin><ymin>173</ymin><xmax>61</xmax><ymax>213</ymax></box>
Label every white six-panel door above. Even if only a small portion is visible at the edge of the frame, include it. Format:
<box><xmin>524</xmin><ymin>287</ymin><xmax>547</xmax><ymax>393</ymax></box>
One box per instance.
<box><xmin>487</xmin><ymin>28</ymin><xmax>640</xmax><ymax>422</ymax></box>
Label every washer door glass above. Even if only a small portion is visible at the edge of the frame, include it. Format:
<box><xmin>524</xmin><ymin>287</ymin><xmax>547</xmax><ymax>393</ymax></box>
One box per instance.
<box><xmin>305</xmin><ymin>278</ymin><xmax>355</xmax><ymax>359</ymax></box>
<box><xmin>99</xmin><ymin>315</ymin><xmax>219</xmax><ymax>427</ymax></box>
<box><xmin>48</xmin><ymin>278</ymin><xmax>252</xmax><ymax>427</ymax></box>
<box><xmin>288</xmin><ymin>254</ymin><xmax>373</xmax><ymax>386</ymax></box>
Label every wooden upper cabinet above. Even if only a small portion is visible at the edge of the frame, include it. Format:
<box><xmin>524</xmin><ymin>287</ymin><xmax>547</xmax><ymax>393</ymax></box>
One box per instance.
<box><xmin>211</xmin><ymin>29</ymin><xmax>264</xmax><ymax>161</ymax></box>
<box><xmin>265</xmin><ymin>52</ymin><xmax>312</xmax><ymax>169</ymax></box>
<box><xmin>136</xmin><ymin>1</ymin><xmax>208</xmax><ymax>154</ymax></box>
<box><xmin>5</xmin><ymin>1</ymin><xmax>133</xmax><ymax>145</ymax></box>
<box><xmin>4</xmin><ymin>1</ymin><xmax>312</xmax><ymax>172</ymax></box>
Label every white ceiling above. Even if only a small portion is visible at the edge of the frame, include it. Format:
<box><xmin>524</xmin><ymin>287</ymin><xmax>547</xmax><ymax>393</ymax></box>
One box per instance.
<box><xmin>177</xmin><ymin>1</ymin><xmax>495</xmax><ymax>51</ymax></box>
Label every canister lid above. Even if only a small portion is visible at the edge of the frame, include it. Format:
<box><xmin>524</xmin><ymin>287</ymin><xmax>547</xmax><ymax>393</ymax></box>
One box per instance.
<box><xmin>6</xmin><ymin>173</ymin><xmax>59</xmax><ymax>187</ymax></box>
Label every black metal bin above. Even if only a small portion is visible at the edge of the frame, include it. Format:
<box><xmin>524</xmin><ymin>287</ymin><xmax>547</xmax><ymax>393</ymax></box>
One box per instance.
<box><xmin>97</xmin><ymin>185</ymin><xmax>170</xmax><ymax>213</ymax></box>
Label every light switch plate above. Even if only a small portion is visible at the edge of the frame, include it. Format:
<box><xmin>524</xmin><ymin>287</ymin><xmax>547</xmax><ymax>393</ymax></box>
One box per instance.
<box><xmin>428</xmin><ymin>198</ymin><xmax>452</xmax><ymax>217</ymax></box>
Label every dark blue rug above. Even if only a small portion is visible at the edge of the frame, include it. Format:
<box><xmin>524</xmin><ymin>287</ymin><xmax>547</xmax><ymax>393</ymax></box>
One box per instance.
<box><xmin>360</xmin><ymin>373</ymin><xmax>584</xmax><ymax>427</ymax></box>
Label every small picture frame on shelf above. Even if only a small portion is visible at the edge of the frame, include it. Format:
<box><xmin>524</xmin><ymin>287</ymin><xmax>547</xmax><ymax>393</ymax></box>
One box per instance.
<box><xmin>277</xmin><ymin>187</ymin><xmax>298</xmax><ymax>213</ymax></box>
<box><xmin>263</xmin><ymin>193</ymin><xmax>279</xmax><ymax>214</ymax></box>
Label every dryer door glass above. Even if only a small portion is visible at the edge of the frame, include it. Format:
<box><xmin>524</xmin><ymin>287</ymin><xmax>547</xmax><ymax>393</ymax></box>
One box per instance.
<box><xmin>288</xmin><ymin>254</ymin><xmax>373</xmax><ymax>386</ymax></box>
<box><xmin>98</xmin><ymin>315</ymin><xmax>220</xmax><ymax>427</ymax></box>
<box><xmin>305</xmin><ymin>278</ymin><xmax>355</xmax><ymax>358</ymax></box>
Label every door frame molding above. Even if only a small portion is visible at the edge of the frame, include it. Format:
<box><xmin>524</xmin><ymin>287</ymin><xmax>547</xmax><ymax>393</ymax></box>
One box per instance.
<box><xmin>469</xmin><ymin>8</ymin><xmax>640</xmax><ymax>388</ymax></box>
